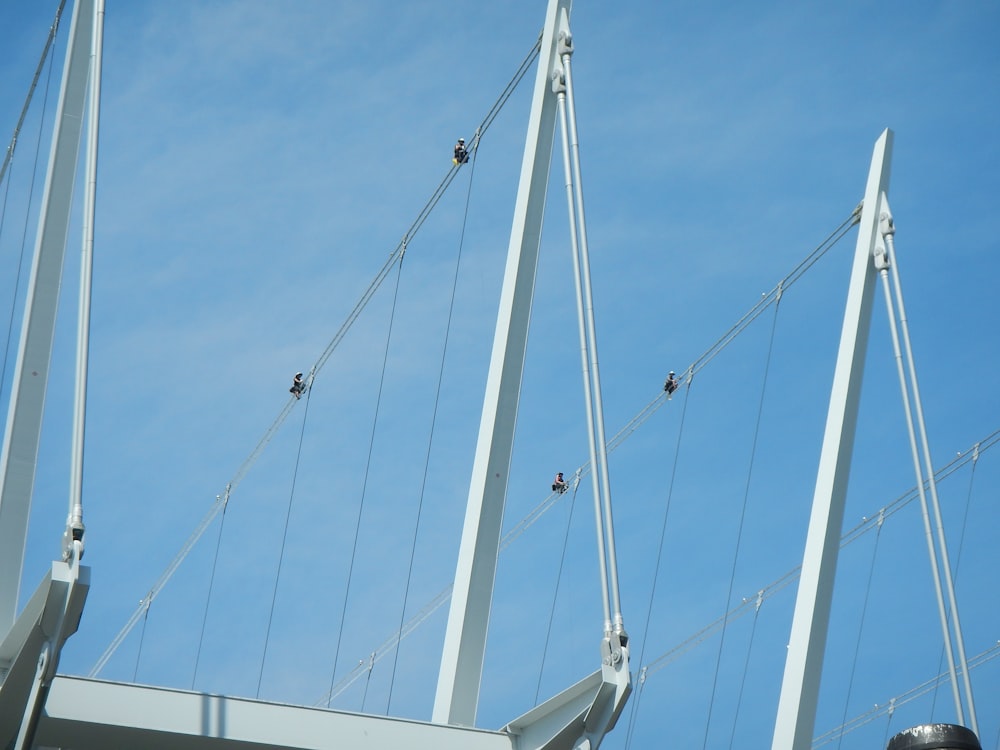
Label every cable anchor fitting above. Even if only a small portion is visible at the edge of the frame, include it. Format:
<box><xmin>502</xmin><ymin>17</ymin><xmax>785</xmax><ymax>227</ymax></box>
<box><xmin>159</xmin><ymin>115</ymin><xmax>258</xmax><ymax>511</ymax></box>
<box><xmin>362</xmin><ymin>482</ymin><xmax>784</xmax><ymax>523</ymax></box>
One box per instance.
<box><xmin>873</xmin><ymin>240</ymin><xmax>890</xmax><ymax>271</ymax></box>
<box><xmin>558</xmin><ymin>30</ymin><xmax>574</xmax><ymax>58</ymax></box>
<box><xmin>551</xmin><ymin>67</ymin><xmax>566</xmax><ymax>95</ymax></box>
<box><xmin>62</xmin><ymin>515</ymin><xmax>86</xmax><ymax>562</ymax></box>
<box><xmin>851</xmin><ymin>200</ymin><xmax>864</xmax><ymax>224</ymax></box>
<box><xmin>879</xmin><ymin>209</ymin><xmax>895</xmax><ymax>237</ymax></box>
<box><xmin>600</xmin><ymin>632</ymin><xmax>624</xmax><ymax>666</ymax></box>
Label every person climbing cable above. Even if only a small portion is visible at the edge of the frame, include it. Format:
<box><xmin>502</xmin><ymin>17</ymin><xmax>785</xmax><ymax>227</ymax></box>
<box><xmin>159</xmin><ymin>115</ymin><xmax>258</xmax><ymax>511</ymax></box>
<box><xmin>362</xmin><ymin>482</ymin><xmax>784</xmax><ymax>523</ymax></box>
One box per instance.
<box><xmin>290</xmin><ymin>372</ymin><xmax>306</xmax><ymax>399</ymax></box>
<box><xmin>664</xmin><ymin>371</ymin><xmax>679</xmax><ymax>398</ymax></box>
<box><xmin>552</xmin><ymin>471</ymin><xmax>568</xmax><ymax>494</ymax></box>
<box><xmin>453</xmin><ymin>137</ymin><xmax>468</xmax><ymax>165</ymax></box>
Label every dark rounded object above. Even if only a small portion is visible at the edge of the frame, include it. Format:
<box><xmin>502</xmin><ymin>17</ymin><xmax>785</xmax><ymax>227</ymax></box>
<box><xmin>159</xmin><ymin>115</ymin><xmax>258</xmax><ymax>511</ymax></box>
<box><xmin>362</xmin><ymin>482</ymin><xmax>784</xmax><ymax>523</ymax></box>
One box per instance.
<box><xmin>887</xmin><ymin>724</ymin><xmax>981</xmax><ymax>750</ymax></box>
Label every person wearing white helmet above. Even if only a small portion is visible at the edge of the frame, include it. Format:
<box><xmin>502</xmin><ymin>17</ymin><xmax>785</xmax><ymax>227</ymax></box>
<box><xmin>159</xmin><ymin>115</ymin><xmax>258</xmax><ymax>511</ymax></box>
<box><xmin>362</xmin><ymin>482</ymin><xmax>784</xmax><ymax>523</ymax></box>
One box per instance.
<box><xmin>453</xmin><ymin>137</ymin><xmax>468</xmax><ymax>165</ymax></box>
<box><xmin>664</xmin><ymin>370</ymin><xmax>679</xmax><ymax>398</ymax></box>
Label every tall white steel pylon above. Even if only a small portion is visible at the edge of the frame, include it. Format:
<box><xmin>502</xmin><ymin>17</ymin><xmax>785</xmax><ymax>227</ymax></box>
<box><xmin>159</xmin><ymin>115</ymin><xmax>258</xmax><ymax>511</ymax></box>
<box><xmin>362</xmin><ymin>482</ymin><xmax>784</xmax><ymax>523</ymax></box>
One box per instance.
<box><xmin>773</xmin><ymin>128</ymin><xmax>977</xmax><ymax>747</ymax></box>
<box><xmin>434</xmin><ymin>0</ymin><xmax>630</xmax><ymax>735</ymax></box>
<box><xmin>771</xmin><ymin>129</ymin><xmax>892</xmax><ymax>750</ymax></box>
<box><xmin>433</xmin><ymin>0</ymin><xmax>568</xmax><ymax>728</ymax></box>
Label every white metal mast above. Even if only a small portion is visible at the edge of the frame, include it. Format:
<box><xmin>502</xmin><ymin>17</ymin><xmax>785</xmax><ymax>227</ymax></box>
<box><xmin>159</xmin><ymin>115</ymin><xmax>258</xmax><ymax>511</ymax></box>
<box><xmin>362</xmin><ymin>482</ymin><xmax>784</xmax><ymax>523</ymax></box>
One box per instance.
<box><xmin>432</xmin><ymin>0</ymin><xmax>568</xmax><ymax>722</ymax></box>
<box><xmin>771</xmin><ymin>129</ymin><xmax>892</xmax><ymax>750</ymax></box>
<box><xmin>772</xmin><ymin>128</ymin><xmax>979</xmax><ymax>748</ymax></box>
<box><xmin>434</xmin><ymin>0</ymin><xmax>629</xmax><ymax>735</ymax></box>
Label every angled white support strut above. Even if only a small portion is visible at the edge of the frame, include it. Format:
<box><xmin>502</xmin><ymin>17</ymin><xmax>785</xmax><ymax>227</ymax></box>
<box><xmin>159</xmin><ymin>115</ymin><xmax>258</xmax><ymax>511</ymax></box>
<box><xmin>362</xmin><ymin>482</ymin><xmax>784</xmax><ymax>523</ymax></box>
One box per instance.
<box><xmin>434</xmin><ymin>1</ymin><xmax>630</xmax><ymax>746</ymax></box>
<box><xmin>433</xmin><ymin>0</ymin><xmax>572</xmax><ymax>728</ymax></box>
<box><xmin>771</xmin><ymin>129</ymin><xmax>892</xmax><ymax>750</ymax></box>
<box><xmin>552</xmin><ymin>17</ymin><xmax>626</xmax><ymax>656</ymax></box>
<box><xmin>65</xmin><ymin>0</ymin><xmax>106</xmax><ymax>562</ymax></box>
<box><xmin>0</xmin><ymin>0</ymin><xmax>97</xmax><ymax>637</ymax></box>
<box><xmin>874</xmin><ymin>200</ymin><xmax>978</xmax><ymax>735</ymax></box>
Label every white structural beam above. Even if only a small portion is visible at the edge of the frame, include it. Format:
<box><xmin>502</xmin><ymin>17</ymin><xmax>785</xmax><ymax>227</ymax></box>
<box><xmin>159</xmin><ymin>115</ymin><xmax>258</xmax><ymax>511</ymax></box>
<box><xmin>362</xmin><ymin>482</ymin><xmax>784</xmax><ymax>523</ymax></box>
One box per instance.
<box><xmin>770</xmin><ymin>128</ymin><xmax>893</xmax><ymax>750</ymax></box>
<box><xmin>0</xmin><ymin>560</ymin><xmax>90</xmax><ymax>747</ymax></box>
<box><xmin>504</xmin><ymin>659</ymin><xmax>630</xmax><ymax>750</ymax></box>
<box><xmin>0</xmin><ymin>0</ymin><xmax>96</xmax><ymax>634</ymax></box>
<box><xmin>35</xmin><ymin>676</ymin><xmax>513</xmax><ymax>750</ymax></box>
<box><xmin>433</xmin><ymin>0</ymin><xmax>571</xmax><ymax>728</ymax></box>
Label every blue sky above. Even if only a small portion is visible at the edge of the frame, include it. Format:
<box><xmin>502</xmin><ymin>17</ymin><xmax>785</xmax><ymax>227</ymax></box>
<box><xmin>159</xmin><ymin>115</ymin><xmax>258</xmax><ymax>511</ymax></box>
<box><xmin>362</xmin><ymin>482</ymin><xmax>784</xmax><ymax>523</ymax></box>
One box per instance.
<box><xmin>2</xmin><ymin>1</ymin><xmax>998</xmax><ymax>748</ymax></box>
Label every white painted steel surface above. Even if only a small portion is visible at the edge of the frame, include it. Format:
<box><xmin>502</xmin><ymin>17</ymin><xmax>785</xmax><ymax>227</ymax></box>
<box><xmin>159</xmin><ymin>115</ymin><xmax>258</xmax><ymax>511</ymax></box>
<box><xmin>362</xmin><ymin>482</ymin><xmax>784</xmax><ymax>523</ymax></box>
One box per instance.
<box><xmin>877</xmin><ymin>201</ymin><xmax>978</xmax><ymax>733</ymax></box>
<box><xmin>770</xmin><ymin>129</ymin><xmax>893</xmax><ymax>750</ymax></box>
<box><xmin>0</xmin><ymin>0</ymin><xmax>96</xmax><ymax>634</ymax></box>
<box><xmin>433</xmin><ymin>0</ymin><xmax>572</xmax><ymax>728</ymax></box>
<box><xmin>0</xmin><ymin>561</ymin><xmax>90</xmax><ymax>746</ymax></box>
<box><xmin>65</xmin><ymin>0</ymin><xmax>105</xmax><ymax>561</ymax></box>
<box><xmin>36</xmin><ymin>676</ymin><xmax>513</xmax><ymax>750</ymax></box>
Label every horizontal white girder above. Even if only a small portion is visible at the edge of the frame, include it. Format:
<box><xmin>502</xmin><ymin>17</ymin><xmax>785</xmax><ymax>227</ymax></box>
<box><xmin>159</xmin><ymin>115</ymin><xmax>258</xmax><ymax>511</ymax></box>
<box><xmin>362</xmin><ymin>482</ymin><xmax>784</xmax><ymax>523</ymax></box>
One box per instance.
<box><xmin>35</xmin><ymin>676</ymin><xmax>514</xmax><ymax>750</ymax></box>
